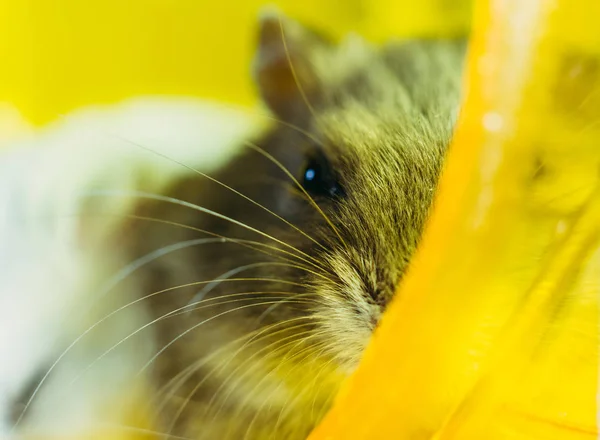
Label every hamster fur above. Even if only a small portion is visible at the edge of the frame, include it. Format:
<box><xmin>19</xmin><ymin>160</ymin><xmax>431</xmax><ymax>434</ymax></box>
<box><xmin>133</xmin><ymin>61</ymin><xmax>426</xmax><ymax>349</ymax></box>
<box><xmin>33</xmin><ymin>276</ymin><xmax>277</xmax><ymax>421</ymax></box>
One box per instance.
<box><xmin>124</xmin><ymin>12</ymin><xmax>466</xmax><ymax>440</ymax></box>
<box><xmin>4</xmin><ymin>10</ymin><xmax>466</xmax><ymax>440</ymax></box>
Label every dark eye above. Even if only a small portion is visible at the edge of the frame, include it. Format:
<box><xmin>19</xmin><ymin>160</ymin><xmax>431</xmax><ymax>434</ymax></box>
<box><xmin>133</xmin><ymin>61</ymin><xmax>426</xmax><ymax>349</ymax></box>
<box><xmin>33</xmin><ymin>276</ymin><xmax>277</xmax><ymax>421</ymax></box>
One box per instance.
<box><xmin>301</xmin><ymin>155</ymin><xmax>344</xmax><ymax>198</ymax></box>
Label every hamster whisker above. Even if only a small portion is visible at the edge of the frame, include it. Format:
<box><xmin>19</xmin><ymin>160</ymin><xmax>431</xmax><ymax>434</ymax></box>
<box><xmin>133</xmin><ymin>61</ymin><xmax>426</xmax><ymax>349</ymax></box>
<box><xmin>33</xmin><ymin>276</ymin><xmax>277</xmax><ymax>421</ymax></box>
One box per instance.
<box><xmin>270</xmin><ymin>341</ymin><xmax>338</xmax><ymax>435</ymax></box>
<box><xmin>253</xmin><ymin>175</ymin><xmax>346</xmax><ymax>218</ymax></box>
<box><xmin>149</xmin><ymin>306</ymin><xmax>318</xmax><ymax>432</ymax></box>
<box><xmin>207</xmin><ymin>330</ymin><xmax>322</xmax><ymax>434</ymax></box>
<box><xmin>165</xmin><ymin>320</ymin><xmax>315</xmax><ymax>436</ymax></box>
<box><xmin>243</xmin><ymin>142</ymin><xmax>350</xmax><ymax>253</ymax></box>
<box><xmin>97</xmin><ymin>423</ymin><xmax>196</xmax><ymax>440</ymax></box>
<box><xmin>82</xmin><ymin>189</ymin><xmax>329</xmax><ymax>271</ymax></box>
<box><xmin>85</xmin><ymin>211</ymin><xmax>327</xmax><ymax>272</ymax></box>
<box><xmin>266</xmin><ymin>177</ymin><xmax>322</xmax><ymax>202</ymax></box>
<box><xmin>277</xmin><ymin>15</ymin><xmax>319</xmax><ymax>124</ymax></box>
<box><xmin>307</xmin><ymin>347</ymin><xmax>339</xmax><ymax>420</ymax></box>
<box><xmin>70</xmin><ymin>291</ymin><xmax>309</xmax><ymax>387</ymax></box>
<box><xmin>252</xmin><ymin>293</ymin><xmax>317</xmax><ymax>325</ymax></box>
<box><xmin>138</xmin><ymin>299</ymin><xmax>317</xmax><ymax>376</ymax></box>
<box><xmin>168</xmin><ymin>285</ymin><xmax>315</xmax><ymax>321</ymax></box>
<box><xmin>251</xmin><ymin>332</ymin><xmax>335</xmax><ymax>434</ymax></box>
<box><xmin>112</xmin><ymin>134</ymin><xmax>330</xmax><ymax>253</ymax></box>
<box><xmin>10</xmin><ymin>280</ymin><xmax>302</xmax><ymax>431</ymax></box>
<box><xmin>157</xmin><ymin>318</ymin><xmax>308</xmax><ymax>404</ymax></box>
<box><xmin>157</xmin><ymin>317</ymin><xmax>313</xmax><ymax>427</ymax></box>
<box><xmin>199</xmin><ymin>320</ymin><xmax>318</xmax><ymax>419</ymax></box>
<box><xmin>227</xmin><ymin>335</ymin><xmax>330</xmax><ymax>439</ymax></box>
<box><xmin>284</xmin><ymin>181</ymin><xmax>334</xmax><ymax>206</ymax></box>
<box><xmin>228</xmin><ymin>328</ymin><xmax>328</xmax><ymax>408</ymax></box>
<box><xmin>153</xmin><ymin>322</ymin><xmax>303</xmax><ymax>425</ymax></box>
<box><xmin>244</xmin><ymin>341</ymin><xmax>332</xmax><ymax>439</ymax></box>
<box><xmin>188</xmin><ymin>261</ymin><xmax>330</xmax><ymax>306</ymax></box>
<box><xmin>180</xmin><ymin>292</ymin><xmax>319</xmax><ymax>324</ymax></box>
<box><xmin>38</xmin><ymin>210</ymin><xmax>322</xmax><ymax>273</ymax></box>
<box><xmin>214</xmin><ymin>101</ymin><xmax>326</xmax><ymax>146</ymax></box>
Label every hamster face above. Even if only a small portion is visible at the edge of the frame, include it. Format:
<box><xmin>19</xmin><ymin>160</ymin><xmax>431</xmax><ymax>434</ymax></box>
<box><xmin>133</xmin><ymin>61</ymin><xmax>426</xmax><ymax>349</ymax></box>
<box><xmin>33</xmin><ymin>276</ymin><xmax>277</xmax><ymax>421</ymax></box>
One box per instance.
<box><xmin>130</xmin><ymin>13</ymin><xmax>465</xmax><ymax>439</ymax></box>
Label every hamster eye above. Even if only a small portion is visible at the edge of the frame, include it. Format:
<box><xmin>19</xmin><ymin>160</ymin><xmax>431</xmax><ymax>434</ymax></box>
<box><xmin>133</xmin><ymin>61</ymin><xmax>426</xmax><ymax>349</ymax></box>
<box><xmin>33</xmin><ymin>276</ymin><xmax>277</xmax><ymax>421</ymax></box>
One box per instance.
<box><xmin>301</xmin><ymin>155</ymin><xmax>344</xmax><ymax>198</ymax></box>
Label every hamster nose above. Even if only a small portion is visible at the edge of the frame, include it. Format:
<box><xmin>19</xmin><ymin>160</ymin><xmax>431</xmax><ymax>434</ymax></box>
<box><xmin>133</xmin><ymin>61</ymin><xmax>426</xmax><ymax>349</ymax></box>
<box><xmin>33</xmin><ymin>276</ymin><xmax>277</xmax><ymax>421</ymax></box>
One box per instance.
<box><xmin>369</xmin><ymin>287</ymin><xmax>390</xmax><ymax>308</ymax></box>
<box><xmin>370</xmin><ymin>314</ymin><xmax>380</xmax><ymax>329</ymax></box>
<box><xmin>368</xmin><ymin>303</ymin><xmax>383</xmax><ymax>330</ymax></box>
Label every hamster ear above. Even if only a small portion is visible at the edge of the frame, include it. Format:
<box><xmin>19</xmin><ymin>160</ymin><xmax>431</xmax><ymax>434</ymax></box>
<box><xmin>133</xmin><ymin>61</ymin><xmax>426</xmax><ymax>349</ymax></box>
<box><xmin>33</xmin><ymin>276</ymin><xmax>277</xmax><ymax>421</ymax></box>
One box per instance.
<box><xmin>253</xmin><ymin>9</ymin><xmax>330</xmax><ymax>121</ymax></box>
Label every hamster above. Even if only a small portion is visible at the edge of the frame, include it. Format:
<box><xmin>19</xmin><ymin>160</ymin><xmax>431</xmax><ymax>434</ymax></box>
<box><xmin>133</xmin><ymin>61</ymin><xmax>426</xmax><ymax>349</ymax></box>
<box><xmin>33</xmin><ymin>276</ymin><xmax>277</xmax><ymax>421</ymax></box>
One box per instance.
<box><xmin>3</xmin><ymin>10</ymin><xmax>465</xmax><ymax>440</ymax></box>
<box><xmin>115</xmin><ymin>11</ymin><xmax>467</xmax><ymax>440</ymax></box>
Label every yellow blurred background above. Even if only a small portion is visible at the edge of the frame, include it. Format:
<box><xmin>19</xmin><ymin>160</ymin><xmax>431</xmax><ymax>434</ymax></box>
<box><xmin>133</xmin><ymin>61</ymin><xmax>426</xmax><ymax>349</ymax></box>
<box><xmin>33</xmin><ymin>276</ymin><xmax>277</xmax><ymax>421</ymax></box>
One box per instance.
<box><xmin>0</xmin><ymin>0</ymin><xmax>471</xmax><ymax>127</ymax></box>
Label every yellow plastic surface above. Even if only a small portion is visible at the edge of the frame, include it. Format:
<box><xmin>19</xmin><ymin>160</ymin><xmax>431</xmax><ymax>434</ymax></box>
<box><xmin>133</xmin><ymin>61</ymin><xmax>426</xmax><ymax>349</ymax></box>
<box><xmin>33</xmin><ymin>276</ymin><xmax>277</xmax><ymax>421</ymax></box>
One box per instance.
<box><xmin>308</xmin><ymin>0</ymin><xmax>600</xmax><ymax>438</ymax></box>
<box><xmin>0</xmin><ymin>0</ymin><xmax>471</xmax><ymax>125</ymax></box>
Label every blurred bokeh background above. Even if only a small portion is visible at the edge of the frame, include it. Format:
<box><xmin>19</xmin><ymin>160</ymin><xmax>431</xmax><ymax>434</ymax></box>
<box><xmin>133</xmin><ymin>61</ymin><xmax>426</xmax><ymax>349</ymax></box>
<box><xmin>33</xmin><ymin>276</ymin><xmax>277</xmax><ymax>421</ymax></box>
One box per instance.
<box><xmin>0</xmin><ymin>0</ymin><xmax>471</xmax><ymax>129</ymax></box>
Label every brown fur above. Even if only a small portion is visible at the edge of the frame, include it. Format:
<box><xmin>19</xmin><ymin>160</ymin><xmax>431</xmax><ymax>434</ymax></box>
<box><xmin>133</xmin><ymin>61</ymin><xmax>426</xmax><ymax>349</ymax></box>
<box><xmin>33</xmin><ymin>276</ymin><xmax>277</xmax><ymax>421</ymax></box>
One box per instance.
<box><xmin>124</xmin><ymin>13</ymin><xmax>466</xmax><ymax>439</ymax></box>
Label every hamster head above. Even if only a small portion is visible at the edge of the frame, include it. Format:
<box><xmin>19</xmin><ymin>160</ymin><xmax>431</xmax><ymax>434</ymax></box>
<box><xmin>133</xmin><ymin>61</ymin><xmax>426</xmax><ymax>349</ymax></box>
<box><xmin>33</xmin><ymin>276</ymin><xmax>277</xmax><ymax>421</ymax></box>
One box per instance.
<box><xmin>248</xmin><ymin>12</ymin><xmax>465</xmax><ymax>368</ymax></box>
<box><xmin>134</xmin><ymin>11</ymin><xmax>465</xmax><ymax>438</ymax></box>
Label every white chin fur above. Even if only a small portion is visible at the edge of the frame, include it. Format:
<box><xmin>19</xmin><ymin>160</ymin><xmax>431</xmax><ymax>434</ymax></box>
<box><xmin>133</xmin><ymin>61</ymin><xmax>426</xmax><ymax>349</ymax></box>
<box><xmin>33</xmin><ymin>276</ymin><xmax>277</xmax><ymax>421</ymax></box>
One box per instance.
<box><xmin>0</xmin><ymin>97</ymin><xmax>261</xmax><ymax>437</ymax></box>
